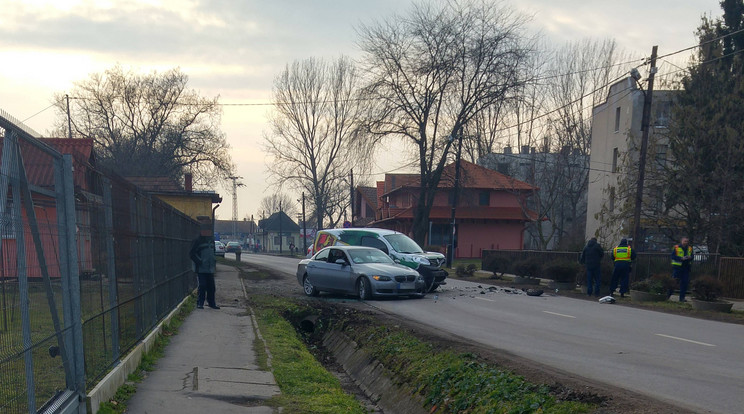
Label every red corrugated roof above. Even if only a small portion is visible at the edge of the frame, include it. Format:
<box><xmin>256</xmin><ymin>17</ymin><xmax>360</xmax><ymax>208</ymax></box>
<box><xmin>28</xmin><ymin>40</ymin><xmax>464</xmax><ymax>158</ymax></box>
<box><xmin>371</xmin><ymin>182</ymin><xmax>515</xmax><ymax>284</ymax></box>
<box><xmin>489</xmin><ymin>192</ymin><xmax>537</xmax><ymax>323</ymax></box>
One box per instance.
<box><xmin>0</xmin><ymin>137</ymin><xmax>94</xmax><ymax>189</ymax></box>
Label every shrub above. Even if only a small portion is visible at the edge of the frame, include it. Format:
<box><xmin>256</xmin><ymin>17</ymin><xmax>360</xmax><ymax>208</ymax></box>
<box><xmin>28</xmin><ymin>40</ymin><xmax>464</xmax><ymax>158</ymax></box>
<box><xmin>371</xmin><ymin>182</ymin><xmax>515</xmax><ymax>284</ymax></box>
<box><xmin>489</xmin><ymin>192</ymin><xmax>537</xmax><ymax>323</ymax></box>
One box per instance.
<box><xmin>455</xmin><ymin>263</ymin><xmax>479</xmax><ymax>277</ymax></box>
<box><xmin>466</xmin><ymin>263</ymin><xmax>478</xmax><ymax>274</ymax></box>
<box><xmin>544</xmin><ymin>260</ymin><xmax>580</xmax><ymax>283</ymax></box>
<box><xmin>691</xmin><ymin>276</ymin><xmax>723</xmax><ymax>301</ymax></box>
<box><xmin>512</xmin><ymin>259</ymin><xmax>540</xmax><ymax>278</ymax></box>
<box><xmin>630</xmin><ymin>274</ymin><xmax>677</xmax><ymax>295</ymax></box>
<box><xmin>482</xmin><ymin>255</ymin><xmax>511</xmax><ymax>276</ymax></box>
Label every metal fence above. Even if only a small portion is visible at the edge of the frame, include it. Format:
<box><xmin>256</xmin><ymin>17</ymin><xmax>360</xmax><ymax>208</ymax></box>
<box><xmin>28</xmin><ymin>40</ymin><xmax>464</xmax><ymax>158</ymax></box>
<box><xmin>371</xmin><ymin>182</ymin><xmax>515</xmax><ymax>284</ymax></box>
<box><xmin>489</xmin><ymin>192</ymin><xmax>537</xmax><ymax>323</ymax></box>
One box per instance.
<box><xmin>1</xmin><ymin>120</ymin><xmax>198</xmax><ymax>413</ymax></box>
<box><xmin>482</xmin><ymin>249</ymin><xmax>744</xmax><ymax>298</ymax></box>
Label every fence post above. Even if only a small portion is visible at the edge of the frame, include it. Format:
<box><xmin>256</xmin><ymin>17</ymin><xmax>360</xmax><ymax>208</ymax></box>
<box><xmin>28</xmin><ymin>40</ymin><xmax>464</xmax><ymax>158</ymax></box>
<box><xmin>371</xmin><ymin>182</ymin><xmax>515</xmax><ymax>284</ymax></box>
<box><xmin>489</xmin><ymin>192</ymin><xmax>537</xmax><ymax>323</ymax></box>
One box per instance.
<box><xmin>7</xmin><ymin>131</ymin><xmax>36</xmax><ymax>412</ymax></box>
<box><xmin>102</xmin><ymin>178</ymin><xmax>120</xmax><ymax>361</ymax></box>
<box><xmin>60</xmin><ymin>154</ymin><xmax>86</xmax><ymax>399</ymax></box>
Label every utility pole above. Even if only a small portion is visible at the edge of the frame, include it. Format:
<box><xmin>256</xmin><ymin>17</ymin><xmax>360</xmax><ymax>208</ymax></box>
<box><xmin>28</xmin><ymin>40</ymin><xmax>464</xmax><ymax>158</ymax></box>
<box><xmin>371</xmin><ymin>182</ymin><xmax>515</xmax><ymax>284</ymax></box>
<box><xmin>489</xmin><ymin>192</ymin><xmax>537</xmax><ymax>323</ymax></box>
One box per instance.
<box><xmin>301</xmin><ymin>192</ymin><xmax>307</xmax><ymax>255</ymax></box>
<box><xmin>350</xmin><ymin>169</ymin><xmax>354</xmax><ymax>226</ymax></box>
<box><xmin>447</xmin><ymin>129</ymin><xmax>463</xmax><ymax>268</ymax></box>
<box><xmin>229</xmin><ymin>176</ymin><xmax>244</xmax><ymax>241</ymax></box>
<box><xmin>632</xmin><ymin>45</ymin><xmax>658</xmax><ymax>252</ymax></box>
<box><xmin>65</xmin><ymin>94</ymin><xmax>72</xmax><ymax>139</ymax></box>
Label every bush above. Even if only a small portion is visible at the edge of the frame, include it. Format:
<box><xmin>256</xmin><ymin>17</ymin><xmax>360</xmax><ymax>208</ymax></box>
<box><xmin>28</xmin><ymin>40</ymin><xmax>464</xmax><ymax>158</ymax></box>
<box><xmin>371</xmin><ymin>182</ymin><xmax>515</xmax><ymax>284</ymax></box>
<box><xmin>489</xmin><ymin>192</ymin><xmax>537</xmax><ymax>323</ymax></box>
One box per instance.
<box><xmin>482</xmin><ymin>255</ymin><xmax>511</xmax><ymax>276</ymax></box>
<box><xmin>691</xmin><ymin>276</ymin><xmax>723</xmax><ymax>301</ymax></box>
<box><xmin>512</xmin><ymin>259</ymin><xmax>540</xmax><ymax>278</ymax></box>
<box><xmin>544</xmin><ymin>260</ymin><xmax>580</xmax><ymax>283</ymax></box>
<box><xmin>466</xmin><ymin>263</ymin><xmax>477</xmax><ymax>274</ymax></box>
<box><xmin>455</xmin><ymin>263</ymin><xmax>479</xmax><ymax>277</ymax></box>
<box><xmin>630</xmin><ymin>274</ymin><xmax>677</xmax><ymax>295</ymax></box>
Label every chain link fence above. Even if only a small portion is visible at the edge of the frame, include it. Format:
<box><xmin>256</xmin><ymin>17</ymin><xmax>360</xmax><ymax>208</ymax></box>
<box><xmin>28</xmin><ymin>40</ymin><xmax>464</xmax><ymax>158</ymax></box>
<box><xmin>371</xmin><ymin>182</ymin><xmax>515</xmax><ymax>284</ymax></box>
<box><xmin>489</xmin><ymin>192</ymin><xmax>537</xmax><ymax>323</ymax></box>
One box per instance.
<box><xmin>1</xmin><ymin>125</ymin><xmax>198</xmax><ymax>413</ymax></box>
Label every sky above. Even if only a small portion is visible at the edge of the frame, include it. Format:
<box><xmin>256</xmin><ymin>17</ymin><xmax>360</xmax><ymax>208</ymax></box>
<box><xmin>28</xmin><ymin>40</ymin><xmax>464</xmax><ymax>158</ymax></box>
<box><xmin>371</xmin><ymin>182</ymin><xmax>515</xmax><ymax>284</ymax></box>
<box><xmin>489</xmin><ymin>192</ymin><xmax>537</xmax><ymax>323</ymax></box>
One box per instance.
<box><xmin>0</xmin><ymin>0</ymin><xmax>721</xmax><ymax>221</ymax></box>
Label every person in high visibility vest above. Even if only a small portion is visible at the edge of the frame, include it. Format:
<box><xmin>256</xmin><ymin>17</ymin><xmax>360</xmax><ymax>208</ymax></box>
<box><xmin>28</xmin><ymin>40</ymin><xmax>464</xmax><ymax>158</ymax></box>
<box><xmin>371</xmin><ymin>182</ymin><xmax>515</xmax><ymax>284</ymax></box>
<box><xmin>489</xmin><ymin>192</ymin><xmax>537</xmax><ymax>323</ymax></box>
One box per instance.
<box><xmin>669</xmin><ymin>237</ymin><xmax>693</xmax><ymax>302</ymax></box>
<box><xmin>609</xmin><ymin>238</ymin><xmax>636</xmax><ymax>297</ymax></box>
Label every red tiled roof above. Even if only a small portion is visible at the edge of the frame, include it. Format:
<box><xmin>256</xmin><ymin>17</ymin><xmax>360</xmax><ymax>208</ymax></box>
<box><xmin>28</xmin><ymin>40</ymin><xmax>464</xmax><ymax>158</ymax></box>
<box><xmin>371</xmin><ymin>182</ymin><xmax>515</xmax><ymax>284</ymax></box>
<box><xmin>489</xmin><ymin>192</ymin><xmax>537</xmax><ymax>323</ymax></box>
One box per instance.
<box><xmin>381</xmin><ymin>160</ymin><xmax>535</xmax><ymax>197</ymax></box>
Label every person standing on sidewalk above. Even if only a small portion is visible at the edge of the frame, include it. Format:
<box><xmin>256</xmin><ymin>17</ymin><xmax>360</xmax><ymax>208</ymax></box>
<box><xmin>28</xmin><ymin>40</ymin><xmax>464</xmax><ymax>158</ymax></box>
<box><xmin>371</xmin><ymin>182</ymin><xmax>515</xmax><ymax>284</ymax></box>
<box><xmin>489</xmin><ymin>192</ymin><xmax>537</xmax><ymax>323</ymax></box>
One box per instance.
<box><xmin>579</xmin><ymin>237</ymin><xmax>604</xmax><ymax>297</ymax></box>
<box><xmin>609</xmin><ymin>238</ymin><xmax>636</xmax><ymax>297</ymax></box>
<box><xmin>189</xmin><ymin>216</ymin><xmax>220</xmax><ymax>309</ymax></box>
<box><xmin>669</xmin><ymin>237</ymin><xmax>693</xmax><ymax>302</ymax></box>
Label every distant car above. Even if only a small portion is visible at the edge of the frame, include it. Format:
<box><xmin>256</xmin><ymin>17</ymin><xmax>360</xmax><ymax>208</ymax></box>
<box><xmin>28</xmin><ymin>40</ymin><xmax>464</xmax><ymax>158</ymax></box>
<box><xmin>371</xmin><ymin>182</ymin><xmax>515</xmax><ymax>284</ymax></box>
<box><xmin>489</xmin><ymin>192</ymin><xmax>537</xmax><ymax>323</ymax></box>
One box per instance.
<box><xmin>214</xmin><ymin>241</ymin><xmax>226</xmax><ymax>257</ymax></box>
<box><xmin>296</xmin><ymin>245</ymin><xmax>426</xmax><ymax>300</ymax></box>
<box><xmin>225</xmin><ymin>241</ymin><xmax>242</xmax><ymax>254</ymax></box>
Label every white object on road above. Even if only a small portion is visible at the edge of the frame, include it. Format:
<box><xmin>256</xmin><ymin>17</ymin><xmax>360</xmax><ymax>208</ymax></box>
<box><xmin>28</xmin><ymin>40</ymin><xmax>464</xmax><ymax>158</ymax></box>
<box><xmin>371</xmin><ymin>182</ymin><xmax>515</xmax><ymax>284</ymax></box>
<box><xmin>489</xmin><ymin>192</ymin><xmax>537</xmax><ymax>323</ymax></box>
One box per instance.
<box><xmin>598</xmin><ymin>295</ymin><xmax>615</xmax><ymax>304</ymax></box>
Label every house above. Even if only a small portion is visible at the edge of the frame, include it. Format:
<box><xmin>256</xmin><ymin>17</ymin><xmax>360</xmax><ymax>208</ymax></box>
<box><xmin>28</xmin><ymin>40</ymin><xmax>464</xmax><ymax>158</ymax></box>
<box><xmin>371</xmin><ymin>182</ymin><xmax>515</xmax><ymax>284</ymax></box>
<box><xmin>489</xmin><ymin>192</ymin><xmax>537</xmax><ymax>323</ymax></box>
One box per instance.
<box><xmin>125</xmin><ymin>173</ymin><xmax>222</xmax><ymax>221</ymax></box>
<box><xmin>479</xmin><ymin>145</ymin><xmax>589</xmax><ymax>250</ymax></box>
<box><xmin>353</xmin><ymin>186</ymin><xmax>379</xmax><ymax>227</ymax></box>
<box><xmin>371</xmin><ymin>160</ymin><xmax>538</xmax><ymax>258</ymax></box>
<box><xmin>258</xmin><ymin>211</ymin><xmax>301</xmax><ymax>253</ymax></box>
<box><xmin>586</xmin><ymin>77</ymin><xmax>675</xmax><ymax>247</ymax></box>
<box><xmin>214</xmin><ymin>218</ymin><xmax>258</xmax><ymax>244</ymax></box>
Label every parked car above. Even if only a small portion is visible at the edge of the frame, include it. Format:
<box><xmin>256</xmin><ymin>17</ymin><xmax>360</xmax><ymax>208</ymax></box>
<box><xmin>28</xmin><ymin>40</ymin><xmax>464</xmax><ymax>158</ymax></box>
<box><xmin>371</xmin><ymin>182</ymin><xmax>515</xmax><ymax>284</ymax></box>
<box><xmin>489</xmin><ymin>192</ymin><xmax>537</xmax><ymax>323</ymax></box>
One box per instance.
<box><xmin>225</xmin><ymin>241</ymin><xmax>242</xmax><ymax>254</ymax></box>
<box><xmin>297</xmin><ymin>245</ymin><xmax>426</xmax><ymax>299</ymax></box>
<box><xmin>214</xmin><ymin>241</ymin><xmax>226</xmax><ymax>257</ymax></box>
<box><xmin>310</xmin><ymin>228</ymin><xmax>447</xmax><ymax>292</ymax></box>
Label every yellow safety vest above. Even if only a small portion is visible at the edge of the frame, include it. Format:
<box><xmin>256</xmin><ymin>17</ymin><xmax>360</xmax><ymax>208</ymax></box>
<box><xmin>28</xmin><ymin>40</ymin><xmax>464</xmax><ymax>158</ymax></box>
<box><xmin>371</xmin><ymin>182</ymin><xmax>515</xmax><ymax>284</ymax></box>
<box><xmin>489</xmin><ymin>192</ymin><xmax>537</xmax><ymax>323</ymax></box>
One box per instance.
<box><xmin>671</xmin><ymin>245</ymin><xmax>692</xmax><ymax>266</ymax></box>
<box><xmin>613</xmin><ymin>246</ymin><xmax>631</xmax><ymax>262</ymax></box>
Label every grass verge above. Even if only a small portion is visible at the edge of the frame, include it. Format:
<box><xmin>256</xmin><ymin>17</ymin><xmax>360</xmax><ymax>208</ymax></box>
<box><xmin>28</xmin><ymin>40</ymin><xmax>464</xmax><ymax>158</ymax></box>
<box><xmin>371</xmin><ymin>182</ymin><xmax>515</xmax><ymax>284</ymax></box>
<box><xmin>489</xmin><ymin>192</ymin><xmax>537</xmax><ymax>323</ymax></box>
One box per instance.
<box><xmin>96</xmin><ymin>295</ymin><xmax>195</xmax><ymax>414</ymax></box>
<box><xmin>253</xmin><ymin>294</ymin><xmax>593</xmax><ymax>414</ymax></box>
<box><xmin>250</xmin><ymin>294</ymin><xmax>365</xmax><ymax>414</ymax></box>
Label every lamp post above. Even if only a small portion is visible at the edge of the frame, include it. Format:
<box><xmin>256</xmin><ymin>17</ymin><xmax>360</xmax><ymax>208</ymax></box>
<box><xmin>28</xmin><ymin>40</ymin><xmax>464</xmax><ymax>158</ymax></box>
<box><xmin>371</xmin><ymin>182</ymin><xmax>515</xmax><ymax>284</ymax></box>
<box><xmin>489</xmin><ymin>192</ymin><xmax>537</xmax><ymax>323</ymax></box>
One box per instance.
<box><xmin>447</xmin><ymin>128</ymin><xmax>463</xmax><ymax>268</ymax></box>
<box><xmin>298</xmin><ymin>192</ymin><xmax>307</xmax><ymax>255</ymax></box>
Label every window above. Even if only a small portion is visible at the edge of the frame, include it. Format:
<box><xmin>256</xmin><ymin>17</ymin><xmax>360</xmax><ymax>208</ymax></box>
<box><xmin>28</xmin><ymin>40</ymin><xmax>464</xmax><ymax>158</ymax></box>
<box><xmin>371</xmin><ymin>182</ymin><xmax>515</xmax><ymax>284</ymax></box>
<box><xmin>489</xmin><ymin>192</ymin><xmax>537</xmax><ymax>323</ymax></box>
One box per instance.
<box><xmin>314</xmin><ymin>248</ymin><xmax>329</xmax><ymax>262</ymax></box>
<box><xmin>274</xmin><ymin>236</ymin><xmax>281</xmax><ymax>245</ymax></box>
<box><xmin>612</xmin><ymin>148</ymin><xmax>619</xmax><ymax>173</ymax></box>
<box><xmin>654</xmin><ymin>101</ymin><xmax>671</xmax><ymax>127</ymax></box>
<box><xmin>479</xmin><ymin>191</ymin><xmax>490</xmax><ymax>206</ymax></box>
<box><xmin>614</xmin><ymin>107</ymin><xmax>621</xmax><ymax>132</ymax></box>
<box><xmin>609</xmin><ymin>187</ymin><xmax>616</xmax><ymax>213</ymax></box>
<box><xmin>497</xmin><ymin>162</ymin><xmax>510</xmax><ymax>175</ymax></box>
<box><xmin>361</xmin><ymin>236</ymin><xmax>388</xmax><ymax>254</ymax></box>
<box><xmin>1</xmin><ymin>200</ymin><xmax>16</xmax><ymax>240</ymax></box>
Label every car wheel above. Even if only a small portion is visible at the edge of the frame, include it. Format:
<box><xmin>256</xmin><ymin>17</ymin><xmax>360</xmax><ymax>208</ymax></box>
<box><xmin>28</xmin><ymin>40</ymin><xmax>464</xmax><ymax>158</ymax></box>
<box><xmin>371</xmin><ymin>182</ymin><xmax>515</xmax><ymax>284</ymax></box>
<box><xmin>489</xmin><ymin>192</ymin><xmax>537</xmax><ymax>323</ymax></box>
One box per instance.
<box><xmin>428</xmin><ymin>283</ymin><xmax>440</xmax><ymax>293</ymax></box>
<box><xmin>357</xmin><ymin>277</ymin><xmax>372</xmax><ymax>300</ymax></box>
<box><xmin>303</xmin><ymin>275</ymin><xmax>319</xmax><ymax>297</ymax></box>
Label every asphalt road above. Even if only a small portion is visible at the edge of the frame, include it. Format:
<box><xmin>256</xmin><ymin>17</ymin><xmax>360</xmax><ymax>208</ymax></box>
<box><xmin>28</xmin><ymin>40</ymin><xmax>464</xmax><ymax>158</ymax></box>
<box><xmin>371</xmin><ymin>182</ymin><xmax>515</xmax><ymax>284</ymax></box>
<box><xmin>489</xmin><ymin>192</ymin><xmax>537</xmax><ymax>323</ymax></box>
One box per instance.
<box><xmin>238</xmin><ymin>253</ymin><xmax>744</xmax><ymax>414</ymax></box>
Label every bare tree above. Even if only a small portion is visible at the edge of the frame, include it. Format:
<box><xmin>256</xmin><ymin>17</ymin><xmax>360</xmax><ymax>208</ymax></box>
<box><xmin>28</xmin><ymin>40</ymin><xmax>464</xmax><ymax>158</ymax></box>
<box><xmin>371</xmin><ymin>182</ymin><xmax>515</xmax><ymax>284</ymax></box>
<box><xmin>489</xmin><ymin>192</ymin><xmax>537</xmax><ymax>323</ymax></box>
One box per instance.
<box><xmin>257</xmin><ymin>193</ymin><xmax>298</xmax><ymax>221</ymax></box>
<box><xmin>359</xmin><ymin>0</ymin><xmax>533</xmax><ymax>244</ymax></box>
<box><xmin>54</xmin><ymin>65</ymin><xmax>233</xmax><ymax>186</ymax></box>
<box><xmin>265</xmin><ymin>56</ymin><xmax>373</xmax><ymax>230</ymax></box>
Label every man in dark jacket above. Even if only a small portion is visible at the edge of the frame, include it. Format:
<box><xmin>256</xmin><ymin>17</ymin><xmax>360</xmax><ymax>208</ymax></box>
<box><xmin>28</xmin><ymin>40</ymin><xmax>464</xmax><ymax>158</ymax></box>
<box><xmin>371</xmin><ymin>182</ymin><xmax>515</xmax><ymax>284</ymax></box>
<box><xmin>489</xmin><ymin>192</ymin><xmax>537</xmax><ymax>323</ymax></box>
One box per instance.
<box><xmin>609</xmin><ymin>238</ymin><xmax>636</xmax><ymax>297</ymax></box>
<box><xmin>579</xmin><ymin>238</ymin><xmax>604</xmax><ymax>297</ymax></box>
<box><xmin>189</xmin><ymin>216</ymin><xmax>219</xmax><ymax>309</ymax></box>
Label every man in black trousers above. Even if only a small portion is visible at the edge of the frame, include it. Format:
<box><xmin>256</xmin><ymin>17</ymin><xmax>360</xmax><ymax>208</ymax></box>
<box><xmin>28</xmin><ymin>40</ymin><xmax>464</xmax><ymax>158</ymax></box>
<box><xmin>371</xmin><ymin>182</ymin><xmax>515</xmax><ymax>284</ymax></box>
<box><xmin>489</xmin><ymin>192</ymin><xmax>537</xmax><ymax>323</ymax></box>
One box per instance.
<box><xmin>579</xmin><ymin>237</ymin><xmax>604</xmax><ymax>297</ymax></box>
<box><xmin>189</xmin><ymin>216</ymin><xmax>220</xmax><ymax>309</ymax></box>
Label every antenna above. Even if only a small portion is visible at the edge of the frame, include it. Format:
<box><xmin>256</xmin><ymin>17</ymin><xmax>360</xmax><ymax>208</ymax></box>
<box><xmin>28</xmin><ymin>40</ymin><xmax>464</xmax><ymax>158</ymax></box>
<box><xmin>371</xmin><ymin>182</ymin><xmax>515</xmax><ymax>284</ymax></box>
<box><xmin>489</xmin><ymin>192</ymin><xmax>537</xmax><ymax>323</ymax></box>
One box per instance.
<box><xmin>228</xmin><ymin>176</ymin><xmax>244</xmax><ymax>239</ymax></box>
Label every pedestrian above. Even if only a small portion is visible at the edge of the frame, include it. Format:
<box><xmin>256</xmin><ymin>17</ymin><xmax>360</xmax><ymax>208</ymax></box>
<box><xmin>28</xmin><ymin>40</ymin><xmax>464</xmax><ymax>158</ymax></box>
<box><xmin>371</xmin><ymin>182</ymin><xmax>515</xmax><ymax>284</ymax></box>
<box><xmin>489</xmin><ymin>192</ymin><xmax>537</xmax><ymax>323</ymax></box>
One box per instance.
<box><xmin>289</xmin><ymin>242</ymin><xmax>295</xmax><ymax>255</ymax></box>
<box><xmin>669</xmin><ymin>237</ymin><xmax>693</xmax><ymax>302</ymax></box>
<box><xmin>579</xmin><ymin>237</ymin><xmax>604</xmax><ymax>297</ymax></box>
<box><xmin>609</xmin><ymin>238</ymin><xmax>636</xmax><ymax>297</ymax></box>
<box><xmin>189</xmin><ymin>216</ymin><xmax>220</xmax><ymax>309</ymax></box>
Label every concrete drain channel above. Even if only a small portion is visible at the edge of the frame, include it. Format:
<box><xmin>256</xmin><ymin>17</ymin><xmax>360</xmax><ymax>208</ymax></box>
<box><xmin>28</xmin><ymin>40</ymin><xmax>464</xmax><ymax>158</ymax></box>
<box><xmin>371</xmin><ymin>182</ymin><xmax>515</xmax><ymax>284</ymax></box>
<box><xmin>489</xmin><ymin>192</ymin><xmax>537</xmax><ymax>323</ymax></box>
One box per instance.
<box><xmin>298</xmin><ymin>315</ymin><xmax>427</xmax><ymax>414</ymax></box>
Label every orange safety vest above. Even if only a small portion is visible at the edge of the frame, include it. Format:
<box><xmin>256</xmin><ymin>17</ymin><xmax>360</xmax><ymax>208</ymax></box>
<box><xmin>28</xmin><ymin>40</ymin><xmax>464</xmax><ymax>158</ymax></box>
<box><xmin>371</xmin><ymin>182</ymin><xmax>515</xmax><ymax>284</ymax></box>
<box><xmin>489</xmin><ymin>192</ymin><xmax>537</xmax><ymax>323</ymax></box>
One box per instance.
<box><xmin>613</xmin><ymin>246</ymin><xmax>631</xmax><ymax>262</ymax></box>
<box><xmin>671</xmin><ymin>245</ymin><xmax>692</xmax><ymax>266</ymax></box>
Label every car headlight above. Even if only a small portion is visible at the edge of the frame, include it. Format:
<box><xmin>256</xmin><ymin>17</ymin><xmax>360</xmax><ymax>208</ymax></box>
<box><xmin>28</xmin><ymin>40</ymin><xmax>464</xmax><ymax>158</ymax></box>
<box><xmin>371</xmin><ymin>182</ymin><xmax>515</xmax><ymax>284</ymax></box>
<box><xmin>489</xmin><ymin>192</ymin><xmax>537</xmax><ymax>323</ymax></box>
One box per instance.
<box><xmin>412</xmin><ymin>256</ymin><xmax>431</xmax><ymax>266</ymax></box>
<box><xmin>372</xmin><ymin>275</ymin><xmax>391</xmax><ymax>281</ymax></box>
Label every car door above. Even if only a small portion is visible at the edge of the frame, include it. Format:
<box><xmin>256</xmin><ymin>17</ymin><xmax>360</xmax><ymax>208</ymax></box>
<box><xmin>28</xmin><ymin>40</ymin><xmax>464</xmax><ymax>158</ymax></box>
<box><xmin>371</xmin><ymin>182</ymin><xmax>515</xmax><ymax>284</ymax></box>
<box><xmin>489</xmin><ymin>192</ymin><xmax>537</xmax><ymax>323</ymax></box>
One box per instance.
<box><xmin>306</xmin><ymin>248</ymin><xmax>331</xmax><ymax>289</ymax></box>
<box><xmin>324</xmin><ymin>248</ymin><xmax>354</xmax><ymax>293</ymax></box>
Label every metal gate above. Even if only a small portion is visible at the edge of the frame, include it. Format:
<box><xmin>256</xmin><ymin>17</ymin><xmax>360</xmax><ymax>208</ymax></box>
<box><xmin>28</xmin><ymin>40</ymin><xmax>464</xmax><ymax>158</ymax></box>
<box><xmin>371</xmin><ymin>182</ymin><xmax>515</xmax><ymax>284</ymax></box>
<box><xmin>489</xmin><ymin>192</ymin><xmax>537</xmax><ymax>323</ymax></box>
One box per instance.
<box><xmin>0</xmin><ymin>110</ymin><xmax>85</xmax><ymax>413</ymax></box>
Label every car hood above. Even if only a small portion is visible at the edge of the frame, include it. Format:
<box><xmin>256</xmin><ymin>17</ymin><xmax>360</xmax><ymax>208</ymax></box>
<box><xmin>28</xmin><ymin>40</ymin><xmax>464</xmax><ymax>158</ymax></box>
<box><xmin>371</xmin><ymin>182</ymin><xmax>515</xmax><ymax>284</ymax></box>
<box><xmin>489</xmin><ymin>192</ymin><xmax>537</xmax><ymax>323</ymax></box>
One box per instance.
<box><xmin>354</xmin><ymin>262</ymin><xmax>419</xmax><ymax>276</ymax></box>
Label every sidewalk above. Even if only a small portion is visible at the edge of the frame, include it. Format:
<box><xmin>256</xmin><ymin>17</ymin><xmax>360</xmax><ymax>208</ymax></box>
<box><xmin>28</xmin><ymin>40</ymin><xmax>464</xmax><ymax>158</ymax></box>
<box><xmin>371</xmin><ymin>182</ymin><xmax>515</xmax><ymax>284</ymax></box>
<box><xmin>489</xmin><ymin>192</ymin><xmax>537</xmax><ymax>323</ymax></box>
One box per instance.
<box><xmin>125</xmin><ymin>264</ymin><xmax>280</xmax><ymax>413</ymax></box>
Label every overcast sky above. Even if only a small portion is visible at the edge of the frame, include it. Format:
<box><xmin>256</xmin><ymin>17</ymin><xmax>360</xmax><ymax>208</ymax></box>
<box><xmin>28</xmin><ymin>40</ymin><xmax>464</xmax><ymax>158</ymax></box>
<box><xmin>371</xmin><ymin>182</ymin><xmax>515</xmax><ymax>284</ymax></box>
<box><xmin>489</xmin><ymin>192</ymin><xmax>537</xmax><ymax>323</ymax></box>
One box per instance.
<box><xmin>0</xmin><ymin>0</ymin><xmax>721</xmax><ymax>221</ymax></box>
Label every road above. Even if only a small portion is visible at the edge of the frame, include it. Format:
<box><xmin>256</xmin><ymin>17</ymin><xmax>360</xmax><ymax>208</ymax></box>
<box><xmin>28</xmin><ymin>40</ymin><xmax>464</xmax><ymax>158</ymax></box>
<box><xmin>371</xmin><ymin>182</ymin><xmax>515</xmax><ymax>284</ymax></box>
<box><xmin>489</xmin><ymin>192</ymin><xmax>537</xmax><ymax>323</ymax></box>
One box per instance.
<box><xmin>237</xmin><ymin>253</ymin><xmax>744</xmax><ymax>414</ymax></box>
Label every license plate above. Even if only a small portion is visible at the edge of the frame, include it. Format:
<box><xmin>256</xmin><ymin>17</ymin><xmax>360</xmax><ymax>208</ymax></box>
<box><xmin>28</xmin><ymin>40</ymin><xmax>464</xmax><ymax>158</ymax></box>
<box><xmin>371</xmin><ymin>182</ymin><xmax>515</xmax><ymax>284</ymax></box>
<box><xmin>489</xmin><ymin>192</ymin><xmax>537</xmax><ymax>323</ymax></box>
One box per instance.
<box><xmin>397</xmin><ymin>282</ymin><xmax>415</xmax><ymax>290</ymax></box>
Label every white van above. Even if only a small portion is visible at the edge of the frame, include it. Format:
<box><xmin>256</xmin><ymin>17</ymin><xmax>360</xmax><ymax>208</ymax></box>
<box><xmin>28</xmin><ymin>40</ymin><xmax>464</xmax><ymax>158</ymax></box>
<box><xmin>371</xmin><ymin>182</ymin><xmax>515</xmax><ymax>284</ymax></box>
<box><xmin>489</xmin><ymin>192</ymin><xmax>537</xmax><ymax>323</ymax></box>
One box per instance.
<box><xmin>311</xmin><ymin>228</ymin><xmax>447</xmax><ymax>292</ymax></box>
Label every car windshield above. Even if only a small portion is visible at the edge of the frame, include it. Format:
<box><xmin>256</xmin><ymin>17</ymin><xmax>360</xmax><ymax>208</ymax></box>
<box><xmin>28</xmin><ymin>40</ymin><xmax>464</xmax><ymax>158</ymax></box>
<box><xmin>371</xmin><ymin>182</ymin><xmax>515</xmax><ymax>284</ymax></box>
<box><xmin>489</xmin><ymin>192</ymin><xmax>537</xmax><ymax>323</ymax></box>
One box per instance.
<box><xmin>383</xmin><ymin>234</ymin><xmax>423</xmax><ymax>254</ymax></box>
<box><xmin>348</xmin><ymin>249</ymin><xmax>394</xmax><ymax>264</ymax></box>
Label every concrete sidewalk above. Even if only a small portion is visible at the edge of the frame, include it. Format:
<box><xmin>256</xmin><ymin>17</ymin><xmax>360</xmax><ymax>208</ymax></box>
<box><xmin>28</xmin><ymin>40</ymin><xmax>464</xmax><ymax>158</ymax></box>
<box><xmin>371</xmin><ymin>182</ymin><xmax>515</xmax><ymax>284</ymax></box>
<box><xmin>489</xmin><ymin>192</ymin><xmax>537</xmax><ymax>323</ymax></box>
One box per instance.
<box><xmin>125</xmin><ymin>264</ymin><xmax>280</xmax><ymax>413</ymax></box>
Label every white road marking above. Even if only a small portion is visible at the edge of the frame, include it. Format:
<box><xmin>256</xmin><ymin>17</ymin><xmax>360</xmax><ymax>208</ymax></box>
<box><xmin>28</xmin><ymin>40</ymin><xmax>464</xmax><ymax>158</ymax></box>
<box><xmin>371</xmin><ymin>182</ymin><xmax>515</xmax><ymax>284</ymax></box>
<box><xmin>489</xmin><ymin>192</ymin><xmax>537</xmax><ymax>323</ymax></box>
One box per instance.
<box><xmin>542</xmin><ymin>311</ymin><xmax>576</xmax><ymax>319</ymax></box>
<box><xmin>655</xmin><ymin>334</ymin><xmax>716</xmax><ymax>347</ymax></box>
<box><xmin>474</xmin><ymin>297</ymin><xmax>494</xmax><ymax>302</ymax></box>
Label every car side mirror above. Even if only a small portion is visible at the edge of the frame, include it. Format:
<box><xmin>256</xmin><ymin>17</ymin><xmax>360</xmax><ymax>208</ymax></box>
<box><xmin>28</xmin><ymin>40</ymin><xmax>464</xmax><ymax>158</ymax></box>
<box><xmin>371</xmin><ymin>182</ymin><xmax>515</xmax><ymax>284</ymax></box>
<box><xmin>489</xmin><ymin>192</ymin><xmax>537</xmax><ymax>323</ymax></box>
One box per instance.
<box><xmin>335</xmin><ymin>258</ymin><xmax>347</xmax><ymax>266</ymax></box>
